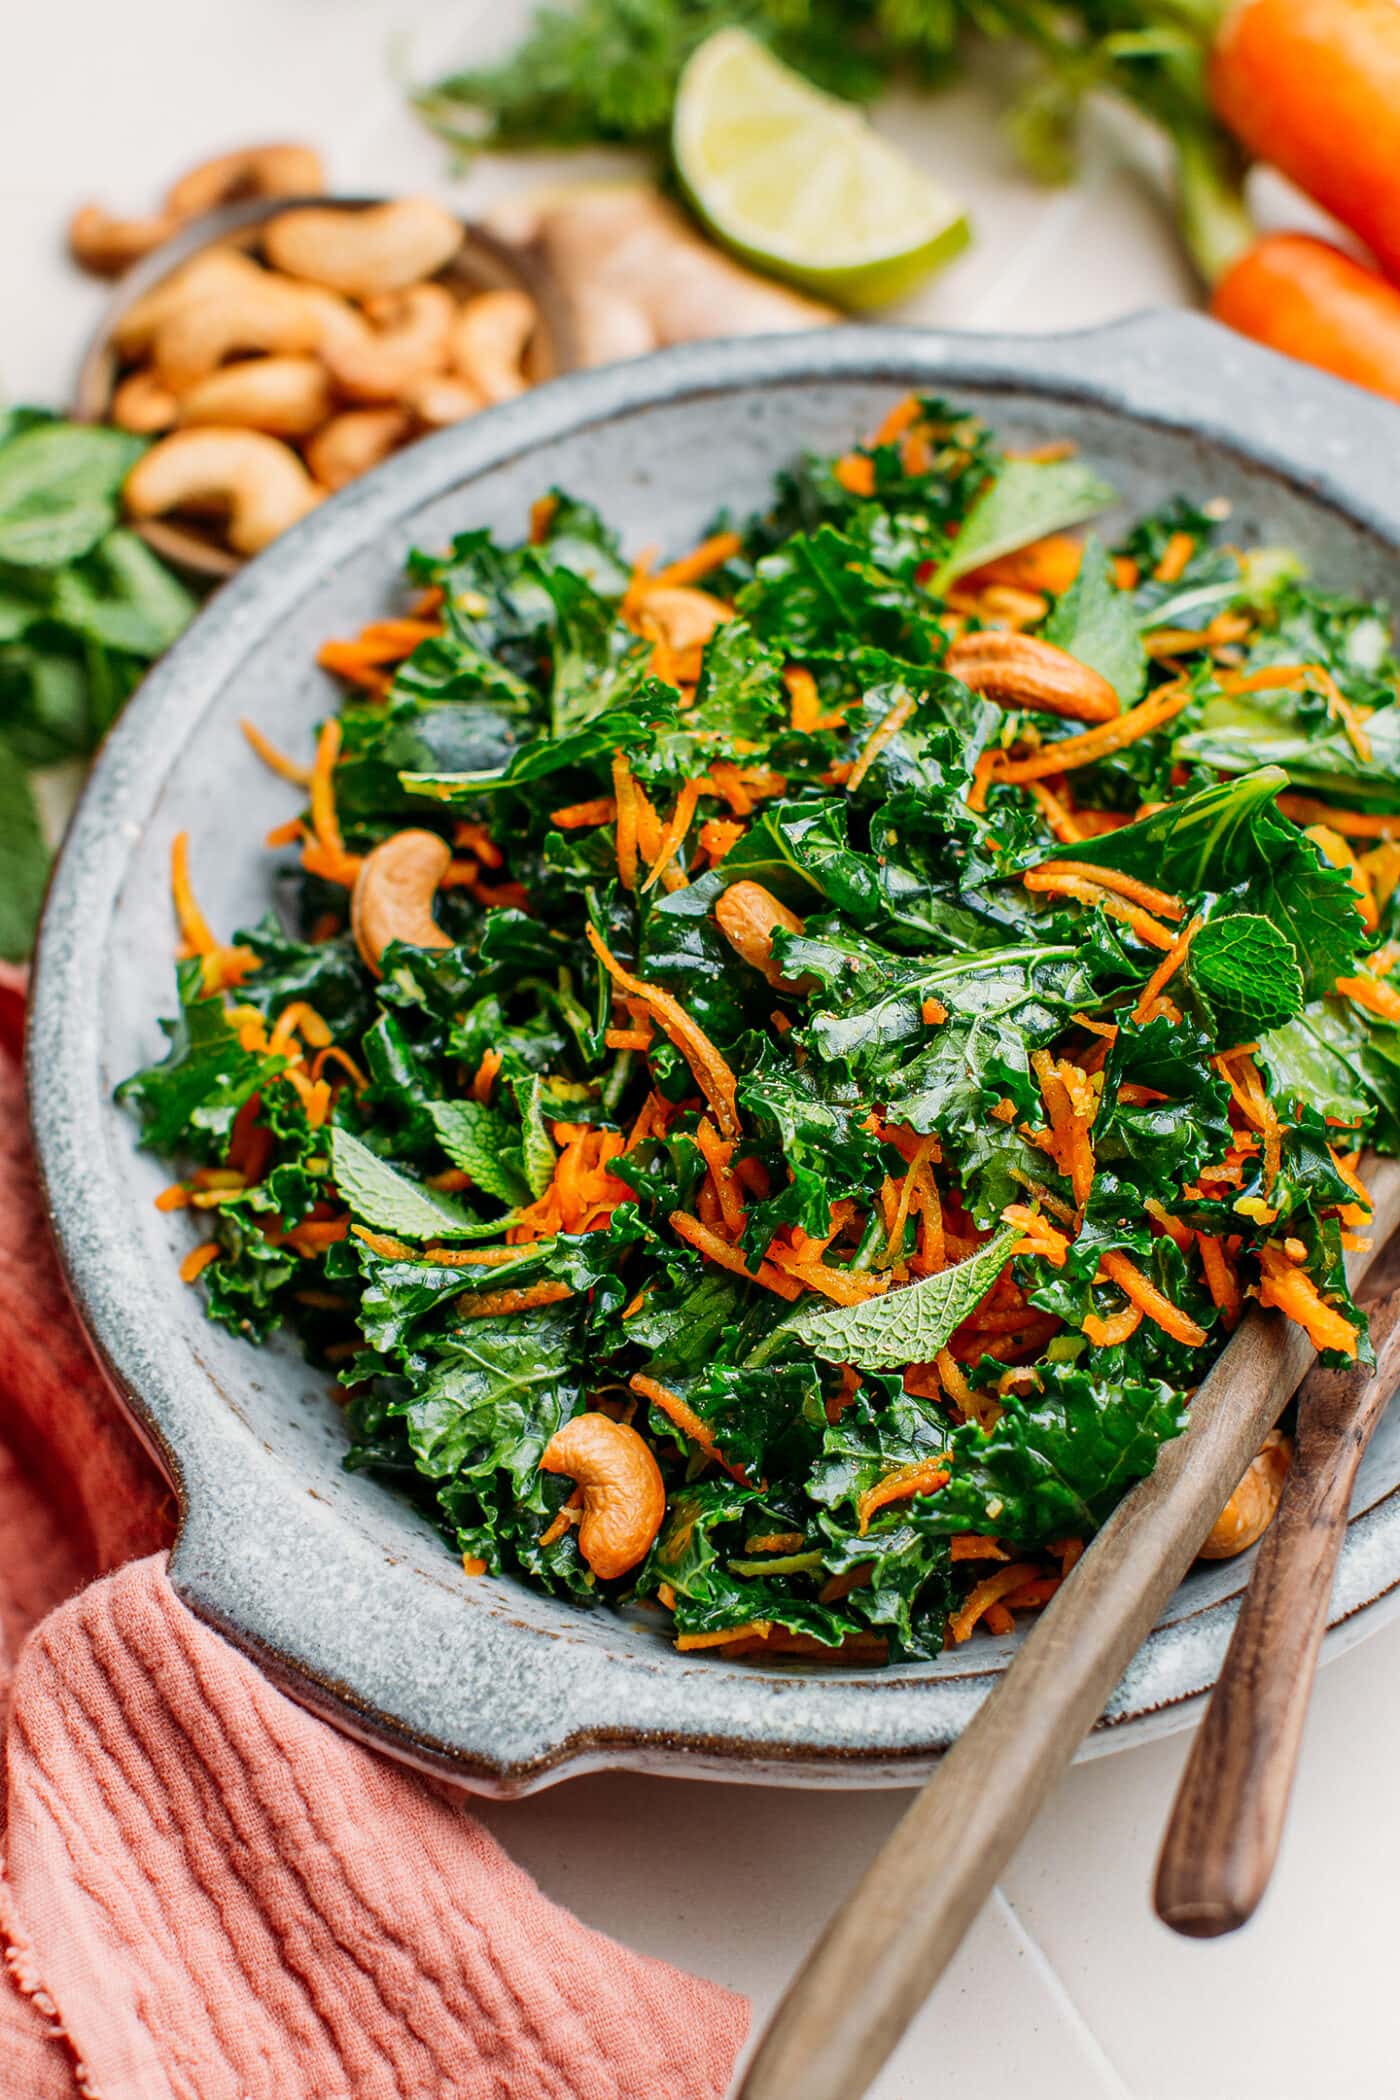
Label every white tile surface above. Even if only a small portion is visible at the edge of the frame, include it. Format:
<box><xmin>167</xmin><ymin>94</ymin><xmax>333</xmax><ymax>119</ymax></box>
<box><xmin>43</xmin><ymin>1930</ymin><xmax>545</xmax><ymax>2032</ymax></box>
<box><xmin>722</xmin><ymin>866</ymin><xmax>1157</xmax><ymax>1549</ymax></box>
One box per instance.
<box><xmin>8</xmin><ymin>8</ymin><xmax>1396</xmax><ymax>2097</ymax></box>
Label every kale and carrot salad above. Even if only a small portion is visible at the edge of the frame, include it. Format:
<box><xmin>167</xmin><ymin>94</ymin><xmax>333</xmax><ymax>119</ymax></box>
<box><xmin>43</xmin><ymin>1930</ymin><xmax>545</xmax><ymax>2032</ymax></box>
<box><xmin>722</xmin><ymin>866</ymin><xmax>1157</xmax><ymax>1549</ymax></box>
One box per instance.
<box><xmin>120</xmin><ymin>394</ymin><xmax>1400</xmax><ymax>1662</ymax></box>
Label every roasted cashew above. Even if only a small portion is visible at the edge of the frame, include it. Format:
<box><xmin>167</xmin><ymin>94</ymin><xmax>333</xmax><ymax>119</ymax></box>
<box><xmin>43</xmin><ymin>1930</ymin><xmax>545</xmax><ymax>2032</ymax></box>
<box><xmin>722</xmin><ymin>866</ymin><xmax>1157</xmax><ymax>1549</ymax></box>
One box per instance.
<box><xmin>306</xmin><ymin>408</ymin><xmax>409</xmax><ymax>492</ymax></box>
<box><xmin>263</xmin><ymin>197</ymin><xmax>462</xmax><ymax>298</ymax></box>
<box><xmin>714</xmin><ymin>880</ymin><xmax>810</xmax><ymax>993</ymax></box>
<box><xmin>539</xmin><ymin>1413</ymin><xmax>666</xmax><ymax>1580</ymax></box>
<box><xmin>399</xmin><ymin>374</ymin><xmax>484</xmax><ymax>428</ymax></box>
<box><xmin>110</xmin><ymin>368</ymin><xmax>181</xmax><ymax>433</ymax></box>
<box><xmin>112</xmin><ymin>248</ymin><xmax>266</xmax><ymax>358</ymax></box>
<box><xmin>637</xmin><ymin>586</ymin><xmax>731</xmax><ymax>653</ymax></box>
<box><xmin>151</xmin><ymin>269</ymin><xmax>321</xmax><ymax>386</ymax></box>
<box><xmin>164</xmin><ymin>143</ymin><xmax>325</xmax><ymax>222</ymax></box>
<box><xmin>315</xmin><ymin>283</ymin><xmax>456</xmax><ymax>402</ymax></box>
<box><xmin>449</xmin><ymin>289</ymin><xmax>536</xmax><ymax>404</ymax></box>
<box><xmin>69</xmin><ymin>202</ymin><xmax>176</xmax><ymax>277</ymax></box>
<box><xmin>179</xmin><ymin>354</ymin><xmax>332</xmax><ymax>436</ymax></box>
<box><xmin>125</xmin><ymin>427</ymin><xmax>324</xmax><ymax>556</ymax></box>
<box><xmin>1199</xmin><ymin>1430</ymin><xmax>1292</xmax><ymax>1559</ymax></box>
<box><xmin>350</xmin><ymin>830</ymin><xmax>453</xmax><ymax>976</ymax></box>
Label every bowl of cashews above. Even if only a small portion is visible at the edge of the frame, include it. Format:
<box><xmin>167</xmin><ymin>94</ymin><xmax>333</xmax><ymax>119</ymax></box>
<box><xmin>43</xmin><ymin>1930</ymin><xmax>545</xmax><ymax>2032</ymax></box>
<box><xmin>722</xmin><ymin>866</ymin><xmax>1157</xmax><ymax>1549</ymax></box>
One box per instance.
<box><xmin>74</xmin><ymin>170</ymin><xmax>572</xmax><ymax>578</ymax></box>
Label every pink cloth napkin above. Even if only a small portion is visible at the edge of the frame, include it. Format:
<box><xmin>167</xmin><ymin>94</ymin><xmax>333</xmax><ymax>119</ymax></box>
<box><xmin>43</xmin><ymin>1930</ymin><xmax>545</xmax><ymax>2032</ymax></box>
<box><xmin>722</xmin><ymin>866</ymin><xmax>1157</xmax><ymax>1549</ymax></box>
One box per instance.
<box><xmin>0</xmin><ymin>969</ymin><xmax>747</xmax><ymax>2100</ymax></box>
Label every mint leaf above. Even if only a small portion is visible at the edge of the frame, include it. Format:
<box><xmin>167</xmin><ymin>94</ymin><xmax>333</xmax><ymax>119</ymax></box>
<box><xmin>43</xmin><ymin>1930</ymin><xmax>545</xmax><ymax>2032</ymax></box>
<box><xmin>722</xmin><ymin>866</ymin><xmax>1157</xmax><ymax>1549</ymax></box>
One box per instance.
<box><xmin>331</xmin><ymin>1126</ymin><xmax>506</xmax><ymax>1241</ymax></box>
<box><xmin>932</xmin><ymin>460</ymin><xmax>1115</xmax><ymax>590</ymax></box>
<box><xmin>796</xmin><ymin>1226</ymin><xmax>1018</xmax><ymax>1369</ymax></box>
<box><xmin>1188</xmin><ymin>912</ymin><xmax>1305</xmax><ymax>1035</ymax></box>
<box><xmin>1042</xmin><ymin>536</ymin><xmax>1146</xmax><ymax>705</ymax></box>
<box><xmin>426</xmin><ymin>1099</ymin><xmax>530</xmax><ymax>1205</ymax></box>
<box><xmin>0</xmin><ymin>423</ymin><xmax>145</xmax><ymax>569</ymax></box>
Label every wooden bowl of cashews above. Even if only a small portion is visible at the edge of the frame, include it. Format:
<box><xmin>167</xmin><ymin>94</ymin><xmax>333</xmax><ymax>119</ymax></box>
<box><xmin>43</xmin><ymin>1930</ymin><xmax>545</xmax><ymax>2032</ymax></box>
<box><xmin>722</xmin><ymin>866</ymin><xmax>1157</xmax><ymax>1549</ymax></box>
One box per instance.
<box><xmin>74</xmin><ymin>189</ymin><xmax>575</xmax><ymax>578</ymax></box>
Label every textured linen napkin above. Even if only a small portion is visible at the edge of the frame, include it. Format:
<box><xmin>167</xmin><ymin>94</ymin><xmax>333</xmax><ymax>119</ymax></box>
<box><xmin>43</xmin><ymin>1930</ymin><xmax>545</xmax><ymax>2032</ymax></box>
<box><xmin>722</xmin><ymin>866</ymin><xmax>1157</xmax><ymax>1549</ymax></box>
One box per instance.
<box><xmin>0</xmin><ymin>968</ymin><xmax>748</xmax><ymax>2100</ymax></box>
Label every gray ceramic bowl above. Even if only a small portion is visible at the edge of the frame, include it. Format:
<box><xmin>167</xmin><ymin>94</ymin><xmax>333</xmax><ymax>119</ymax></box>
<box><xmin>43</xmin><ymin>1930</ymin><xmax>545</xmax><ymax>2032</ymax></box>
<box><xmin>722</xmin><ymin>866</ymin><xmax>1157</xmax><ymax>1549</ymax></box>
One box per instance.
<box><xmin>29</xmin><ymin>317</ymin><xmax>1400</xmax><ymax>1795</ymax></box>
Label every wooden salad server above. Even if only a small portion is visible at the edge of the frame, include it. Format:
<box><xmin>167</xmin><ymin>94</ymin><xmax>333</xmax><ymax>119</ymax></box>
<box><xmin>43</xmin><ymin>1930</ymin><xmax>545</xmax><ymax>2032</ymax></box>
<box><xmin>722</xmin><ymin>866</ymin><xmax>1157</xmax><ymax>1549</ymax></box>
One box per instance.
<box><xmin>738</xmin><ymin>1157</ymin><xmax>1400</xmax><ymax>2100</ymax></box>
<box><xmin>1154</xmin><ymin>1241</ymin><xmax>1400</xmax><ymax>1938</ymax></box>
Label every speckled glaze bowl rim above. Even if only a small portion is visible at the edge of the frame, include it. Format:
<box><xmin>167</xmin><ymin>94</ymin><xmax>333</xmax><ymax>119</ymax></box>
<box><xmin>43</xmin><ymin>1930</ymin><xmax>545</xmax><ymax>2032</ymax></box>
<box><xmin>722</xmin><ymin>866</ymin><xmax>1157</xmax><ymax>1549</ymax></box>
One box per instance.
<box><xmin>29</xmin><ymin>317</ymin><xmax>1400</xmax><ymax>1794</ymax></box>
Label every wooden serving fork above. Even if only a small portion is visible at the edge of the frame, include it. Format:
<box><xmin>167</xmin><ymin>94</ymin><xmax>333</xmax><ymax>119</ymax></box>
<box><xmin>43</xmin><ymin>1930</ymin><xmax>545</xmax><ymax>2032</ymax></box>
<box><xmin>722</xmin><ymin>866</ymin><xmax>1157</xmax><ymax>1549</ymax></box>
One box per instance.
<box><xmin>1154</xmin><ymin>1242</ymin><xmax>1400</xmax><ymax>1936</ymax></box>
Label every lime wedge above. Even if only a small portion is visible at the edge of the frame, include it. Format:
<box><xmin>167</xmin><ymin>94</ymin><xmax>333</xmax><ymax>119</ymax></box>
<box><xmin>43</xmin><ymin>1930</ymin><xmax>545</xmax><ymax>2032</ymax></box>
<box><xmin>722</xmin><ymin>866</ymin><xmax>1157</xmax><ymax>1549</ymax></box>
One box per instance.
<box><xmin>673</xmin><ymin>29</ymin><xmax>970</xmax><ymax>310</ymax></box>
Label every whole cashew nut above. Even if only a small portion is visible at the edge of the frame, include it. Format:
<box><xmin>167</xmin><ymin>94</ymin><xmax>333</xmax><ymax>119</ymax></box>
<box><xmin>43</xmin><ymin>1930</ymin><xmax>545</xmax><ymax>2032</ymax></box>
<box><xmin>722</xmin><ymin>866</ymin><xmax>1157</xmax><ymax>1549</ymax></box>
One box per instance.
<box><xmin>110</xmin><ymin>368</ymin><xmax>181</xmax><ymax>434</ymax></box>
<box><xmin>399</xmin><ymin>374</ymin><xmax>484</xmax><ymax>428</ymax></box>
<box><xmin>714</xmin><ymin>880</ymin><xmax>811</xmax><ymax>993</ymax></box>
<box><xmin>1199</xmin><ymin>1430</ymin><xmax>1292</xmax><ymax>1559</ymax></box>
<box><xmin>112</xmin><ymin>248</ymin><xmax>267</xmax><ymax>358</ymax></box>
<box><xmin>315</xmin><ymin>282</ymin><xmax>456</xmax><ymax>402</ymax></box>
<box><xmin>125</xmin><ymin>427</ymin><xmax>325</xmax><ymax>556</ymax></box>
<box><xmin>151</xmin><ymin>269</ymin><xmax>321</xmax><ymax>386</ymax></box>
<box><xmin>449</xmin><ymin>289</ymin><xmax>536</xmax><ymax>404</ymax></box>
<box><xmin>539</xmin><ymin>1413</ymin><xmax>666</xmax><ymax>1581</ymax></box>
<box><xmin>178</xmin><ymin>354</ymin><xmax>332</xmax><ymax>436</ymax></box>
<box><xmin>306</xmin><ymin>408</ymin><xmax>410</xmax><ymax>492</ymax></box>
<box><xmin>263</xmin><ymin>197</ymin><xmax>463</xmax><ymax>298</ymax></box>
<box><xmin>164</xmin><ymin>143</ymin><xmax>325</xmax><ymax>222</ymax></box>
<box><xmin>350</xmin><ymin>830</ymin><xmax>453</xmax><ymax>976</ymax></box>
<box><xmin>69</xmin><ymin>202</ymin><xmax>177</xmax><ymax>277</ymax></box>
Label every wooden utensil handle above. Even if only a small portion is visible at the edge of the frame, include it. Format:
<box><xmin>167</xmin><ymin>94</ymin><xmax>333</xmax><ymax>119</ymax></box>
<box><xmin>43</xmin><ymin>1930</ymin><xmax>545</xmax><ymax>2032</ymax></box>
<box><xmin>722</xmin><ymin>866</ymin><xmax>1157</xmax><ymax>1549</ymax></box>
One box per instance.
<box><xmin>1154</xmin><ymin>1290</ymin><xmax>1400</xmax><ymax>1938</ymax></box>
<box><xmin>738</xmin><ymin>1314</ymin><xmax>1320</xmax><ymax>2100</ymax></box>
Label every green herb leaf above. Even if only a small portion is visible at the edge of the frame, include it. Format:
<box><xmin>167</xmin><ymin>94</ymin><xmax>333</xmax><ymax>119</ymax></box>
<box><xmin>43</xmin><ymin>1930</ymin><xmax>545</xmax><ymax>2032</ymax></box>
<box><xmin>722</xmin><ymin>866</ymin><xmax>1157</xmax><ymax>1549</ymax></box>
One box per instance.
<box><xmin>1042</xmin><ymin>536</ymin><xmax>1146</xmax><ymax>705</ymax></box>
<box><xmin>931</xmin><ymin>459</ymin><xmax>1116</xmax><ymax>591</ymax></box>
<box><xmin>330</xmin><ymin>1125</ymin><xmax>505</xmax><ymax>1241</ymax></box>
<box><xmin>796</xmin><ymin>1226</ymin><xmax>1018</xmax><ymax>1369</ymax></box>
<box><xmin>426</xmin><ymin>1098</ymin><xmax>531</xmax><ymax>1205</ymax></box>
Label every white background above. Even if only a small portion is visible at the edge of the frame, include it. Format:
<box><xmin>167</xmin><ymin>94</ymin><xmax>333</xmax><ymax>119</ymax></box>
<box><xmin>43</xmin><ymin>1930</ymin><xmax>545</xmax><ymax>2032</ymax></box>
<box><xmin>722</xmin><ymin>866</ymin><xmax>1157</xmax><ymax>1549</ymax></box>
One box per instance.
<box><xmin>7</xmin><ymin>7</ymin><xmax>1400</xmax><ymax>2095</ymax></box>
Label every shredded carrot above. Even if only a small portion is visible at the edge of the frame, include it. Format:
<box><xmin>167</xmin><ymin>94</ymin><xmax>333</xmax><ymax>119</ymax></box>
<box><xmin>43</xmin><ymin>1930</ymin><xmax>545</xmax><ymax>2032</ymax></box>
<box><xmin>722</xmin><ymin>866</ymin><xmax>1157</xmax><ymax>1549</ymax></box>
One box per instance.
<box><xmin>1082</xmin><ymin>1302</ymin><xmax>1143</xmax><ymax>1347</ymax></box>
<box><xmin>472</xmin><ymin>1049</ymin><xmax>502</xmax><ymax>1104</ymax></box>
<box><xmin>1337</xmin><ymin>972</ymin><xmax>1400</xmax><ymax>1025</ymax></box>
<box><xmin>269</xmin><ymin>1000</ymin><xmax>333</xmax><ymax>1055</ymax></box>
<box><xmin>170</xmin><ymin>831</ymin><xmax>216</xmax><ymax>956</ymax></box>
<box><xmin>1276</xmin><ymin>794</ymin><xmax>1400</xmax><ymax>840</ymax></box>
<box><xmin>461</xmin><ymin>1555</ymin><xmax>489</xmax><ymax>1577</ymax></box>
<box><xmin>311</xmin><ymin>1044</ymin><xmax>371</xmax><ymax>1092</ymax></box>
<box><xmin>921</xmin><ymin>998</ymin><xmax>948</xmax><ymax>1026</ymax></box>
<box><xmin>669</xmin><ymin>1210</ymin><xmax>801</xmax><ymax>1300</ymax></box>
<box><xmin>241</xmin><ymin>719</ymin><xmax>310</xmax><ymax>787</ymax></box>
<box><xmin>651</xmin><ymin>530</ymin><xmax>742</xmax><ymax>591</ymax></box>
<box><xmin>609</xmin><ymin>751</ymin><xmax>640</xmax><ymax>889</ymax></box>
<box><xmin>458</xmin><ymin>1283</ymin><xmax>574</xmax><ymax>1319</ymax></box>
<box><xmin>698</xmin><ymin>816</ymin><xmax>745</xmax><ymax>865</ymax></box>
<box><xmin>873</xmin><ymin>394</ymin><xmax>922</xmax><ymax>447</ymax></box>
<box><xmin>642</xmin><ymin>776</ymin><xmax>705</xmax><ymax>893</ymax></box>
<box><xmin>675</xmin><ymin>1620</ymin><xmax>773</xmax><ymax>1651</ymax></box>
<box><xmin>785</xmin><ymin>666</ymin><xmax>820</xmax><ymax>735</ymax></box>
<box><xmin>154</xmin><ymin>1181</ymin><xmax>190</xmax><ymax>1212</ymax></box>
<box><xmin>588</xmin><ymin>924</ymin><xmax>741</xmax><ymax>1140</ymax></box>
<box><xmin>630</xmin><ymin>1373</ymin><xmax>744</xmax><ymax>1481</ymax></box>
<box><xmin>1024</xmin><ymin>869</ymin><xmax>1177</xmax><ymax>953</ymax></box>
<box><xmin>694</xmin><ymin>1117</ymin><xmax>745</xmax><ymax>1237</ymax></box>
<box><xmin>1097</xmin><ymin>1250</ymin><xmax>1206</xmax><ymax>1345</ymax></box>
<box><xmin>1002</xmin><ymin>1203</ymin><xmax>1071</xmax><ymax>1268</ymax></box>
<box><xmin>948</xmin><ymin>1563</ymin><xmax>1042</xmax><ymax>1643</ymax></box>
<box><xmin>1027</xmin><ymin>860</ymin><xmax>1184</xmax><ymax>922</ymax></box>
<box><xmin>1257</xmin><ymin>1244</ymin><xmax>1357</xmax><ymax>1356</ymax></box>
<box><xmin>317</xmin><ymin>618</ymin><xmax>440</xmax><ymax>680</ymax></box>
<box><xmin>179</xmin><ymin>1242</ymin><xmax>219</xmax><ymax>1284</ymax></box>
<box><xmin>766</xmin><ymin>1247</ymin><xmax>888</xmax><ymax>1305</ymax></box>
<box><xmin>1196</xmin><ymin>1234</ymin><xmax>1242</xmax><ymax>1330</ymax></box>
<box><xmin>1216</xmin><ymin>1047</ymin><xmax>1282</xmax><ymax>1191</ymax></box>
<box><xmin>966</xmin><ymin>533</ymin><xmax>1084</xmax><ymax>598</ymax></box>
<box><xmin>538</xmin><ymin>1493</ymin><xmax>582</xmax><ymax>1550</ymax></box>
<box><xmin>950</xmin><ymin>1534</ymin><xmax>1011</xmax><ymax>1563</ymax></box>
<box><xmin>992</xmin><ymin>680</ymin><xmax>1191</xmax><ymax>784</ymax></box>
<box><xmin>880</xmin><ymin>1134</ymin><xmax>939</xmax><ymax>1268</ymax></box>
<box><xmin>857</xmin><ymin>1455</ymin><xmax>951</xmax><ymax>1535</ymax></box>
<box><xmin>551</xmin><ymin>797</ymin><xmax>617</xmax><ymax>830</ymax></box>
<box><xmin>846</xmin><ymin>693</ymin><xmax>914</xmax><ymax>795</ymax></box>
<box><xmin>834</xmin><ymin>452</ymin><xmax>876</xmax><ymax>497</ymax></box>
<box><xmin>265</xmin><ymin>817</ymin><xmax>305</xmax><ymax>849</ymax></box>
<box><xmin>1031</xmin><ymin>1049</ymin><xmax>1096</xmax><ymax>1209</ymax></box>
<box><xmin>1329</xmin><ymin>1148</ymin><xmax>1374</xmax><ymax>1226</ymax></box>
<box><xmin>1153</xmin><ymin>530</ymin><xmax>1196</xmax><ymax>584</ymax></box>
<box><xmin>1026</xmin><ymin>779</ymin><xmax>1083</xmax><ymax>844</ymax></box>
<box><xmin>305</xmin><ymin>718</ymin><xmax>360</xmax><ymax>887</ymax></box>
<box><xmin>1133</xmin><ymin>914</ymin><xmax>1202</xmax><ymax>1022</ymax></box>
<box><xmin>746</xmin><ymin>1532</ymin><xmax>806</xmax><ymax>1555</ymax></box>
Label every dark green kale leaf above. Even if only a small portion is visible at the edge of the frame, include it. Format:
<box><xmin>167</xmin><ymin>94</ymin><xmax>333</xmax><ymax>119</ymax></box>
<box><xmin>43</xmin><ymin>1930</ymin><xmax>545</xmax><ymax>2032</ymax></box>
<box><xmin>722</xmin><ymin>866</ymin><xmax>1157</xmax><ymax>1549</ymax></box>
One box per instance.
<box><xmin>924</xmin><ymin>1367</ymin><xmax>1187</xmax><ymax>1544</ymax></box>
<box><xmin>116</xmin><ymin>960</ymin><xmax>284</xmax><ymax>1158</ymax></box>
<box><xmin>1092</xmin><ymin>1015</ymin><xmax>1234</xmax><ymax>1195</ymax></box>
<box><xmin>232</xmin><ymin>915</ymin><xmax>376</xmax><ymax>1041</ymax></box>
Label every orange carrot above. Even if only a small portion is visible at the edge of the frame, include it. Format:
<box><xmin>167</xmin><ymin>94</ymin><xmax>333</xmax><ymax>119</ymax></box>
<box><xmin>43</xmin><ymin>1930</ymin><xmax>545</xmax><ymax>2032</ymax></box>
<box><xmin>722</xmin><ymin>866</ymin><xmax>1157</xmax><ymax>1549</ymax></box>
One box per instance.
<box><xmin>551</xmin><ymin>797</ymin><xmax>618</xmax><ymax>830</ymax></box>
<box><xmin>948</xmin><ymin>1563</ymin><xmax>1042</xmax><ymax>1644</ymax></box>
<box><xmin>588</xmin><ymin>925</ymin><xmax>741</xmax><ymax>1141</ymax></box>
<box><xmin>1212</xmin><ymin>234</ymin><xmax>1400</xmax><ymax>407</ymax></box>
<box><xmin>1023</xmin><ymin>870</ymin><xmax>1177</xmax><ymax>953</ymax></box>
<box><xmin>1197</xmin><ymin>1232</ymin><xmax>1242</xmax><ymax>1328</ymax></box>
<box><xmin>1082</xmin><ymin>1303</ymin><xmax>1143</xmax><ymax>1347</ymax></box>
<box><xmin>993</xmin><ymin>681</ymin><xmax>1191</xmax><ymax>784</ymax></box>
<box><xmin>179</xmin><ymin>1242</ymin><xmax>219</xmax><ymax>1284</ymax></box>
<box><xmin>1211</xmin><ymin>0</ymin><xmax>1400</xmax><ymax>283</ymax></box>
<box><xmin>458</xmin><ymin>1283</ymin><xmax>574</xmax><ymax>1318</ymax></box>
<box><xmin>857</xmin><ymin>1456</ymin><xmax>951</xmax><ymax>1535</ymax></box>
<box><xmin>1257</xmin><ymin>1243</ymin><xmax>1358</xmax><ymax>1355</ymax></box>
<box><xmin>241</xmin><ymin>719</ymin><xmax>310</xmax><ymax>786</ymax></box>
<box><xmin>630</xmin><ymin>1373</ymin><xmax>745</xmax><ymax>1482</ymax></box>
<box><xmin>669</xmin><ymin>1210</ymin><xmax>801</xmax><ymax>1301</ymax></box>
<box><xmin>1133</xmin><ymin>914</ymin><xmax>1202</xmax><ymax>1022</ymax></box>
<box><xmin>1098</xmin><ymin>1250</ymin><xmax>1206</xmax><ymax>1346</ymax></box>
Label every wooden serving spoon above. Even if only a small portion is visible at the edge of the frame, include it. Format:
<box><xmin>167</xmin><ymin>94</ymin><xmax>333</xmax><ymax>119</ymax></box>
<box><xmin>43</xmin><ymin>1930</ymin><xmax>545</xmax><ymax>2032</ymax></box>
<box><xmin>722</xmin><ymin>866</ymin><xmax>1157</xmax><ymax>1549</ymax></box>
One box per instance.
<box><xmin>738</xmin><ymin>1160</ymin><xmax>1400</xmax><ymax>2100</ymax></box>
<box><xmin>1154</xmin><ymin>1241</ymin><xmax>1400</xmax><ymax>1937</ymax></box>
